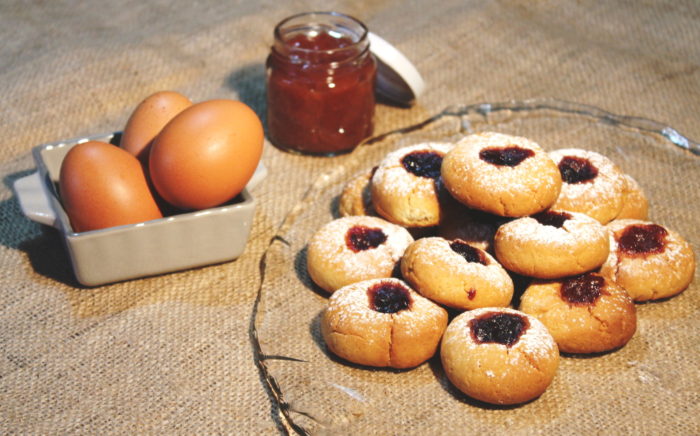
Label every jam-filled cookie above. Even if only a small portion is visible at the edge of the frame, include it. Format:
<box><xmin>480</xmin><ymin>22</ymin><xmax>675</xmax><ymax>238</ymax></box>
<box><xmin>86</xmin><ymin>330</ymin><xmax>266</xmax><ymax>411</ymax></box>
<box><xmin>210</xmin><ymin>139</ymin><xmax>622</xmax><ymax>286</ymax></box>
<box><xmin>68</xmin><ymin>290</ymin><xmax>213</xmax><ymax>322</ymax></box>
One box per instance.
<box><xmin>338</xmin><ymin>167</ymin><xmax>376</xmax><ymax>217</ymax></box>
<box><xmin>520</xmin><ymin>272</ymin><xmax>637</xmax><ymax>354</ymax></box>
<box><xmin>441</xmin><ymin>132</ymin><xmax>562</xmax><ymax>217</ymax></box>
<box><xmin>321</xmin><ymin>278</ymin><xmax>448</xmax><ymax>369</ymax></box>
<box><xmin>615</xmin><ymin>174</ymin><xmax>649</xmax><ymax>220</ymax></box>
<box><xmin>371</xmin><ymin>142</ymin><xmax>454</xmax><ymax>228</ymax></box>
<box><xmin>549</xmin><ymin>148</ymin><xmax>626</xmax><ymax>224</ymax></box>
<box><xmin>401</xmin><ymin>237</ymin><xmax>513</xmax><ymax>310</ymax></box>
<box><xmin>494</xmin><ymin>210</ymin><xmax>609</xmax><ymax>279</ymax></box>
<box><xmin>440</xmin><ymin>307</ymin><xmax>559</xmax><ymax>405</ymax></box>
<box><xmin>307</xmin><ymin>216</ymin><xmax>414</xmax><ymax>293</ymax></box>
<box><xmin>600</xmin><ymin>219</ymin><xmax>695</xmax><ymax>301</ymax></box>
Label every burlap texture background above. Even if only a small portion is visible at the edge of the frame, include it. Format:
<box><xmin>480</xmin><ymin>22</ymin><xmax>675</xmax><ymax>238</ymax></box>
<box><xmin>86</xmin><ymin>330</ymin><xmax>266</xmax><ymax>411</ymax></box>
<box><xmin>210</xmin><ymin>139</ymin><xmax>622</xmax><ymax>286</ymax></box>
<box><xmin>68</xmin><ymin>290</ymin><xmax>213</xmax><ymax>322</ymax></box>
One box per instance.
<box><xmin>1</xmin><ymin>1</ymin><xmax>698</xmax><ymax>434</ymax></box>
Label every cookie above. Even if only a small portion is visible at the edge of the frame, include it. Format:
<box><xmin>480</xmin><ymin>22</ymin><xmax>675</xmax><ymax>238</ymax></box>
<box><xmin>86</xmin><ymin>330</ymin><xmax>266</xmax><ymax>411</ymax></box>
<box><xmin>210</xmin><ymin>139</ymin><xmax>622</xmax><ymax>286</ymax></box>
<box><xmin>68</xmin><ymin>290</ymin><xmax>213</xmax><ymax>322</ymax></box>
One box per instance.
<box><xmin>307</xmin><ymin>216</ymin><xmax>414</xmax><ymax>293</ymax></box>
<box><xmin>441</xmin><ymin>132</ymin><xmax>562</xmax><ymax>217</ymax></box>
<box><xmin>321</xmin><ymin>278</ymin><xmax>448</xmax><ymax>368</ymax></box>
<box><xmin>338</xmin><ymin>167</ymin><xmax>376</xmax><ymax>217</ymax></box>
<box><xmin>494</xmin><ymin>210</ymin><xmax>610</xmax><ymax>279</ymax></box>
<box><xmin>520</xmin><ymin>272</ymin><xmax>637</xmax><ymax>354</ymax></box>
<box><xmin>371</xmin><ymin>142</ymin><xmax>454</xmax><ymax>227</ymax></box>
<box><xmin>401</xmin><ymin>237</ymin><xmax>513</xmax><ymax>310</ymax></box>
<box><xmin>615</xmin><ymin>174</ymin><xmax>649</xmax><ymax>220</ymax></box>
<box><xmin>549</xmin><ymin>148</ymin><xmax>626</xmax><ymax>224</ymax></box>
<box><xmin>440</xmin><ymin>307</ymin><xmax>559</xmax><ymax>405</ymax></box>
<box><xmin>600</xmin><ymin>219</ymin><xmax>695</xmax><ymax>301</ymax></box>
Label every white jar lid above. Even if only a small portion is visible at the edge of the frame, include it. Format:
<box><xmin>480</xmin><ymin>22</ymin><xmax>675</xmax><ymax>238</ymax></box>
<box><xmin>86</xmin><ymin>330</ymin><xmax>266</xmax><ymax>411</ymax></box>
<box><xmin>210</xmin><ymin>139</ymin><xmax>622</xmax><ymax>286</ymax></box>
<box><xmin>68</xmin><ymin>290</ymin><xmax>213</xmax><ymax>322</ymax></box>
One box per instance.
<box><xmin>368</xmin><ymin>32</ymin><xmax>426</xmax><ymax>106</ymax></box>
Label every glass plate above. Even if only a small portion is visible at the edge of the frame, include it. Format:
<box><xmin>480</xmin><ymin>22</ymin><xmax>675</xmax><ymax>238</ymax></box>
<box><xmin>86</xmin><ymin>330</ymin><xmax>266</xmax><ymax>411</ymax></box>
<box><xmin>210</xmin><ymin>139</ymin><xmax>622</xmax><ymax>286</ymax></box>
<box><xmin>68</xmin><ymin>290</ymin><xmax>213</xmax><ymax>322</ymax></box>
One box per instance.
<box><xmin>252</xmin><ymin>100</ymin><xmax>700</xmax><ymax>435</ymax></box>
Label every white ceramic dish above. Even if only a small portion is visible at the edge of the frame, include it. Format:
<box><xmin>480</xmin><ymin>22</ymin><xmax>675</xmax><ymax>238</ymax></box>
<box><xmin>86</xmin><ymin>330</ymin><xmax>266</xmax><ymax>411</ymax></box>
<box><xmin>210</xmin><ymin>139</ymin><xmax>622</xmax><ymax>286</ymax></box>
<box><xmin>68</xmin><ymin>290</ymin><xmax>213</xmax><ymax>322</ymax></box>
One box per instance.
<box><xmin>14</xmin><ymin>132</ymin><xmax>266</xmax><ymax>286</ymax></box>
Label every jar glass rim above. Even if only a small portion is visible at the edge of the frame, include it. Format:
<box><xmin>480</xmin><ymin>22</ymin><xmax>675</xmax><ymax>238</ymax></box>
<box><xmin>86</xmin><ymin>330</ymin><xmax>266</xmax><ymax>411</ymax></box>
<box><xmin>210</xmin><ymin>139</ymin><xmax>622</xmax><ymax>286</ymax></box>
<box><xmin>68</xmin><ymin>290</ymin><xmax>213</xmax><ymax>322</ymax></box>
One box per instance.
<box><xmin>273</xmin><ymin>11</ymin><xmax>369</xmax><ymax>55</ymax></box>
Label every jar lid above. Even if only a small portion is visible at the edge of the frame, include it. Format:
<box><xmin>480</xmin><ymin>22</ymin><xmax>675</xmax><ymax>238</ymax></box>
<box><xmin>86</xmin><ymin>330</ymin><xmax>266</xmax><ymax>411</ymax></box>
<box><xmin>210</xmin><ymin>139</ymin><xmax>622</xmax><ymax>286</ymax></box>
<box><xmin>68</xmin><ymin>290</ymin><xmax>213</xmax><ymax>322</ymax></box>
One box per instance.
<box><xmin>368</xmin><ymin>32</ymin><xmax>425</xmax><ymax>106</ymax></box>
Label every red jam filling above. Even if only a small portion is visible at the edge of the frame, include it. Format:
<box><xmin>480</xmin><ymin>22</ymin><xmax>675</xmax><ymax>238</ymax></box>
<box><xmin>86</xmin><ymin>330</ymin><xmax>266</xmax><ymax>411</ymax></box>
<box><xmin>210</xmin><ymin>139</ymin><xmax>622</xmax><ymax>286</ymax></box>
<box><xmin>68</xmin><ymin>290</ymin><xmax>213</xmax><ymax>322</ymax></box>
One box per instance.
<box><xmin>558</xmin><ymin>156</ymin><xmax>599</xmax><ymax>184</ymax></box>
<box><xmin>561</xmin><ymin>273</ymin><xmax>605</xmax><ymax>305</ymax></box>
<box><xmin>449</xmin><ymin>240</ymin><xmax>488</xmax><ymax>265</ymax></box>
<box><xmin>533</xmin><ymin>210</ymin><xmax>572</xmax><ymax>228</ymax></box>
<box><xmin>479</xmin><ymin>146</ymin><xmax>534</xmax><ymax>167</ymax></box>
<box><xmin>617</xmin><ymin>224</ymin><xmax>668</xmax><ymax>255</ymax></box>
<box><xmin>368</xmin><ymin>281</ymin><xmax>412</xmax><ymax>314</ymax></box>
<box><xmin>345</xmin><ymin>225</ymin><xmax>387</xmax><ymax>252</ymax></box>
<box><xmin>401</xmin><ymin>151</ymin><xmax>443</xmax><ymax>179</ymax></box>
<box><xmin>469</xmin><ymin>312</ymin><xmax>529</xmax><ymax>347</ymax></box>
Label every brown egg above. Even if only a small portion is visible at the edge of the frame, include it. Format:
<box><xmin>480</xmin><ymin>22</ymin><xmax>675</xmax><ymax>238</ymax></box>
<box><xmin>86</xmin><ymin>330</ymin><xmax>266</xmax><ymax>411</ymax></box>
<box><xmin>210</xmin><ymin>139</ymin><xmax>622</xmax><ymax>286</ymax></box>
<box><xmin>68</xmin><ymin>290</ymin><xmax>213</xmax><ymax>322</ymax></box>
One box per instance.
<box><xmin>149</xmin><ymin>99</ymin><xmax>264</xmax><ymax>210</ymax></box>
<box><xmin>59</xmin><ymin>141</ymin><xmax>163</xmax><ymax>232</ymax></box>
<box><xmin>120</xmin><ymin>91</ymin><xmax>192</xmax><ymax>162</ymax></box>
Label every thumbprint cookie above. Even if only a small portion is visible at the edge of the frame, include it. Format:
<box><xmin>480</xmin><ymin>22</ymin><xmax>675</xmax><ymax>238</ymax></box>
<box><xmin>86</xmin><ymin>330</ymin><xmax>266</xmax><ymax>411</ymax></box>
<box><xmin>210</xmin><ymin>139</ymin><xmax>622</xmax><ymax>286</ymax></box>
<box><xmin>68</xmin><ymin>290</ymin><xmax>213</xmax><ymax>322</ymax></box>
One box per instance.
<box><xmin>321</xmin><ymin>278</ymin><xmax>448</xmax><ymax>368</ymax></box>
<box><xmin>520</xmin><ymin>272</ymin><xmax>637</xmax><ymax>354</ymax></box>
<box><xmin>440</xmin><ymin>307</ymin><xmax>559</xmax><ymax>405</ymax></box>
<box><xmin>401</xmin><ymin>237</ymin><xmax>513</xmax><ymax>310</ymax></box>
<box><xmin>600</xmin><ymin>219</ymin><xmax>695</xmax><ymax>301</ymax></box>
<box><xmin>441</xmin><ymin>132</ymin><xmax>562</xmax><ymax>217</ymax></box>
<box><xmin>371</xmin><ymin>142</ymin><xmax>454</xmax><ymax>228</ymax></box>
<box><xmin>494</xmin><ymin>210</ymin><xmax>609</xmax><ymax>279</ymax></box>
<box><xmin>549</xmin><ymin>148</ymin><xmax>626</xmax><ymax>224</ymax></box>
<box><xmin>307</xmin><ymin>216</ymin><xmax>414</xmax><ymax>293</ymax></box>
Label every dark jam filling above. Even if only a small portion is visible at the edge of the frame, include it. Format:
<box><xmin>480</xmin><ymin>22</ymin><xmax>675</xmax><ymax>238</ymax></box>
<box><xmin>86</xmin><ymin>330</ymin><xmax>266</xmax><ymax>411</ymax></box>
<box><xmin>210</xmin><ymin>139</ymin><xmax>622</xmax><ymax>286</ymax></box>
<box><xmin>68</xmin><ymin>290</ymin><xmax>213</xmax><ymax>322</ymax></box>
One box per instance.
<box><xmin>345</xmin><ymin>225</ymin><xmax>387</xmax><ymax>252</ymax></box>
<box><xmin>368</xmin><ymin>281</ymin><xmax>412</xmax><ymax>314</ymax></box>
<box><xmin>617</xmin><ymin>224</ymin><xmax>668</xmax><ymax>255</ymax></box>
<box><xmin>469</xmin><ymin>312</ymin><xmax>529</xmax><ymax>347</ymax></box>
<box><xmin>533</xmin><ymin>210</ymin><xmax>572</xmax><ymax>228</ymax></box>
<box><xmin>449</xmin><ymin>240</ymin><xmax>488</xmax><ymax>265</ymax></box>
<box><xmin>561</xmin><ymin>273</ymin><xmax>605</xmax><ymax>305</ymax></box>
<box><xmin>558</xmin><ymin>156</ymin><xmax>599</xmax><ymax>184</ymax></box>
<box><xmin>401</xmin><ymin>151</ymin><xmax>443</xmax><ymax>179</ymax></box>
<box><xmin>479</xmin><ymin>146</ymin><xmax>534</xmax><ymax>167</ymax></box>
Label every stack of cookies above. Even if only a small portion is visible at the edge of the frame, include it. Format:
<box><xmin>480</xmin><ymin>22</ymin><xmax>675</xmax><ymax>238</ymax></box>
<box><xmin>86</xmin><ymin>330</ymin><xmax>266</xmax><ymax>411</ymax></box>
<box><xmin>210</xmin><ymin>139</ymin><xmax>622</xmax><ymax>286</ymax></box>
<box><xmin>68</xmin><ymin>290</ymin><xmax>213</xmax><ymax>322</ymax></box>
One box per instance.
<box><xmin>306</xmin><ymin>131</ymin><xmax>695</xmax><ymax>406</ymax></box>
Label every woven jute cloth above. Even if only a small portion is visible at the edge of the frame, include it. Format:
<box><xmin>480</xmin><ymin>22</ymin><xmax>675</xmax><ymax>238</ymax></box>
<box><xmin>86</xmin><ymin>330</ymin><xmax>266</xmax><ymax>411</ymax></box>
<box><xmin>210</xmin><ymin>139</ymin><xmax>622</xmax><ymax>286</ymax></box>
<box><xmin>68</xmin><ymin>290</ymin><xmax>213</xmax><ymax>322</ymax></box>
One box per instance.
<box><xmin>1</xmin><ymin>1</ymin><xmax>698</xmax><ymax>434</ymax></box>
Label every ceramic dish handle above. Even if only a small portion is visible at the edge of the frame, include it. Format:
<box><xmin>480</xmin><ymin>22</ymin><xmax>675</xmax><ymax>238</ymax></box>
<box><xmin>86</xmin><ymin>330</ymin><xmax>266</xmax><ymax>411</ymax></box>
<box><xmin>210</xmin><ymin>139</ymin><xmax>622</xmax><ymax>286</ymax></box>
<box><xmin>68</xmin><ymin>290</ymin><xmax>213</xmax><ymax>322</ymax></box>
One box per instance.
<box><xmin>14</xmin><ymin>171</ymin><xmax>58</xmax><ymax>228</ymax></box>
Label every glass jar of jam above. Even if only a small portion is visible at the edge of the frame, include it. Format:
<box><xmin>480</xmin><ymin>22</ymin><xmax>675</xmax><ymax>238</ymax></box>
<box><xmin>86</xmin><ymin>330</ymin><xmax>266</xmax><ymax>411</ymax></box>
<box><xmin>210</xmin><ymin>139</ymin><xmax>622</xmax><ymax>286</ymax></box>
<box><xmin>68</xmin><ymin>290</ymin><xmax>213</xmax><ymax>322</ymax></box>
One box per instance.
<box><xmin>266</xmin><ymin>12</ymin><xmax>377</xmax><ymax>155</ymax></box>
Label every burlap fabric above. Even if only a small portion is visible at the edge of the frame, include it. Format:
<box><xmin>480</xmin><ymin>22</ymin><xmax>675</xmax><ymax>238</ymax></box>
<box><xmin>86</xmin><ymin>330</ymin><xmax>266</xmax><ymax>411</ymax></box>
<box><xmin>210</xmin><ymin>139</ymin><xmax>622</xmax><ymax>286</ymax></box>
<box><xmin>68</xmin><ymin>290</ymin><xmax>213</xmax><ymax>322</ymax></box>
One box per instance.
<box><xmin>1</xmin><ymin>1</ymin><xmax>698</xmax><ymax>434</ymax></box>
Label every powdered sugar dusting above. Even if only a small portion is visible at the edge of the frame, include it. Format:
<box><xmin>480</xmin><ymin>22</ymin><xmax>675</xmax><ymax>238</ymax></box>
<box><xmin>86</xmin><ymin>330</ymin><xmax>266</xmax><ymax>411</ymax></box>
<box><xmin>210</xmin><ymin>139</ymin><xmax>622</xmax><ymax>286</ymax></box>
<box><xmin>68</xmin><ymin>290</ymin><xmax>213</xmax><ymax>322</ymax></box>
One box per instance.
<box><xmin>443</xmin><ymin>132</ymin><xmax>561</xmax><ymax>215</ymax></box>
<box><xmin>328</xmin><ymin>278</ymin><xmax>445</xmax><ymax>339</ymax></box>
<box><xmin>498</xmin><ymin>211</ymin><xmax>608</xmax><ymax>247</ymax></box>
<box><xmin>372</xmin><ymin>142</ymin><xmax>454</xmax><ymax>196</ymax></box>
<box><xmin>410</xmin><ymin>237</ymin><xmax>509</xmax><ymax>287</ymax></box>
<box><xmin>308</xmin><ymin>216</ymin><xmax>413</xmax><ymax>290</ymax></box>
<box><xmin>328</xmin><ymin>279</ymin><xmax>389</xmax><ymax>326</ymax></box>
<box><xmin>608</xmin><ymin>219</ymin><xmax>689</xmax><ymax>267</ymax></box>
<box><xmin>549</xmin><ymin>148</ymin><xmax>625</xmax><ymax>222</ymax></box>
<box><xmin>444</xmin><ymin>307</ymin><xmax>557</xmax><ymax>360</ymax></box>
<box><xmin>450</xmin><ymin>132</ymin><xmax>555</xmax><ymax>190</ymax></box>
<box><xmin>371</xmin><ymin>143</ymin><xmax>454</xmax><ymax>225</ymax></box>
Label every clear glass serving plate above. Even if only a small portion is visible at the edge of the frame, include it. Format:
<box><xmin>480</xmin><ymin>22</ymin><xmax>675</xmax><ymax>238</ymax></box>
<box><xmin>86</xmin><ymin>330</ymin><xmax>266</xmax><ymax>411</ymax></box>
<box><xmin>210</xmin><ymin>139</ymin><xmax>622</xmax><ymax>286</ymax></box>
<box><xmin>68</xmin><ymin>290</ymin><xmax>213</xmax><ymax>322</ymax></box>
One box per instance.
<box><xmin>252</xmin><ymin>100</ymin><xmax>700</xmax><ymax>435</ymax></box>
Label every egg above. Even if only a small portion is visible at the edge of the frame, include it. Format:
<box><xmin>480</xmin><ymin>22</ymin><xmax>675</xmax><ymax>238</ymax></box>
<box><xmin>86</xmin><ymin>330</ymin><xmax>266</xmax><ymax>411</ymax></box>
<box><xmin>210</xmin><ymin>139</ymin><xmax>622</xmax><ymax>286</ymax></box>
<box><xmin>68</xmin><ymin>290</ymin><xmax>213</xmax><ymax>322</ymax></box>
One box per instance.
<box><xmin>120</xmin><ymin>91</ymin><xmax>192</xmax><ymax>161</ymax></box>
<box><xmin>59</xmin><ymin>141</ymin><xmax>163</xmax><ymax>232</ymax></box>
<box><xmin>149</xmin><ymin>99</ymin><xmax>264</xmax><ymax>210</ymax></box>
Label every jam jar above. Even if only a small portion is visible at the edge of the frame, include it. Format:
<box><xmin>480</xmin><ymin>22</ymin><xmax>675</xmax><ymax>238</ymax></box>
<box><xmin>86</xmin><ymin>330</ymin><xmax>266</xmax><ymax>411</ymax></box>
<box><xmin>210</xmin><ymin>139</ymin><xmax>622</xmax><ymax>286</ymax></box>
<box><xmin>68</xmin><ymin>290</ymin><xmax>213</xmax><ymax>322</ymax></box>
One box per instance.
<box><xmin>266</xmin><ymin>12</ymin><xmax>377</xmax><ymax>155</ymax></box>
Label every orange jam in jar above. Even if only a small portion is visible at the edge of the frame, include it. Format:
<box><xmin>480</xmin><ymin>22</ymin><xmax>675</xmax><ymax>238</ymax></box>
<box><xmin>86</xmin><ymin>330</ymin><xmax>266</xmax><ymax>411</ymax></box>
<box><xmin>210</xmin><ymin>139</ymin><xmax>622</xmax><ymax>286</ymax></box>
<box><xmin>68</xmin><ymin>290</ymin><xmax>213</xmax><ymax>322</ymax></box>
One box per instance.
<box><xmin>266</xmin><ymin>12</ymin><xmax>376</xmax><ymax>155</ymax></box>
